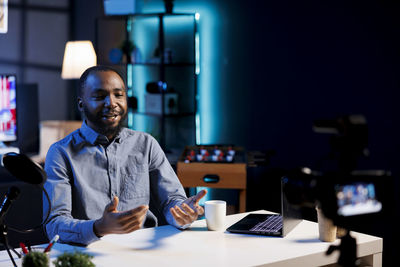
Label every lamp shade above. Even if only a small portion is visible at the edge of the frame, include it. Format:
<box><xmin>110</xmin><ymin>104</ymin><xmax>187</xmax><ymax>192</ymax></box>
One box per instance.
<box><xmin>61</xmin><ymin>41</ymin><xmax>97</xmax><ymax>79</ymax></box>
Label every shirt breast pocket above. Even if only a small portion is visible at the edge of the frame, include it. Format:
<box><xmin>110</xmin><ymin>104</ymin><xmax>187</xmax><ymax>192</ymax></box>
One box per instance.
<box><xmin>120</xmin><ymin>164</ymin><xmax>149</xmax><ymax>200</ymax></box>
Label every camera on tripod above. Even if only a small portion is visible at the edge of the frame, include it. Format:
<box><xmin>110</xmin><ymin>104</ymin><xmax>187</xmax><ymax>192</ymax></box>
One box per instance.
<box><xmin>283</xmin><ymin>167</ymin><xmax>386</xmax><ymax>229</ymax></box>
<box><xmin>282</xmin><ymin>114</ymin><xmax>388</xmax><ymax>266</ymax></box>
<box><xmin>283</xmin><ymin>114</ymin><xmax>387</xmax><ymax>229</ymax></box>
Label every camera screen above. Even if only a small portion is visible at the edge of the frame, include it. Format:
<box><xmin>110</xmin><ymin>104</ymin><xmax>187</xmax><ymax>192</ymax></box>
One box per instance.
<box><xmin>335</xmin><ymin>183</ymin><xmax>382</xmax><ymax>216</ymax></box>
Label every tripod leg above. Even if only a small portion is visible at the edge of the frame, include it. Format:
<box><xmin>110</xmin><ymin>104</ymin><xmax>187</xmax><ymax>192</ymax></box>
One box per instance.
<box><xmin>11</xmin><ymin>246</ymin><xmax>22</xmax><ymax>258</ymax></box>
<box><xmin>326</xmin><ymin>231</ymin><xmax>357</xmax><ymax>267</ymax></box>
<box><xmin>338</xmin><ymin>231</ymin><xmax>357</xmax><ymax>267</ymax></box>
<box><xmin>5</xmin><ymin>245</ymin><xmax>17</xmax><ymax>267</ymax></box>
<box><xmin>0</xmin><ymin>225</ymin><xmax>17</xmax><ymax>267</ymax></box>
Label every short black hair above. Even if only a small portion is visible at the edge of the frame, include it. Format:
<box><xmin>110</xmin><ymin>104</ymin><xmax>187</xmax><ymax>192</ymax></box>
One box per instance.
<box><xmin>78</xmin><ymin>65</ymin><xmax>126</xmax><ymax>98</ymax></box>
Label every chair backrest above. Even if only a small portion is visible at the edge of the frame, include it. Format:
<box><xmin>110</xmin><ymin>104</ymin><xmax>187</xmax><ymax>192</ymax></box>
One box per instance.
<box><xmin>31</xmin><ymin>120</ymin><xmax>82</xmax><ymax>164</ymax></box>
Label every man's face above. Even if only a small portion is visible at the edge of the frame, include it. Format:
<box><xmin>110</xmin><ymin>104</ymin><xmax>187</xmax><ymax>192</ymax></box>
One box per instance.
<box><xmin>78</xmin><ymin>70</ymin><xmax>128</xmax><ymax>139</ymax></box>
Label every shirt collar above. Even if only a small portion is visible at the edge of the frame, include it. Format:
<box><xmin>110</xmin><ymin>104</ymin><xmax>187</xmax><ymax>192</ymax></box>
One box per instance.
<box><xmin>80</xmin><ymin>121</ymin><xmax>125</xmax><ymax>145</ymax></box>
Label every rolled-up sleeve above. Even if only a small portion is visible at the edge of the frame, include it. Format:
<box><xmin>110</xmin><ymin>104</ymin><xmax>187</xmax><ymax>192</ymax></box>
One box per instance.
<box><xmin>43</xmin><ymin>144</ymin><xmax>100</xmax><ymax>245</ymax></box>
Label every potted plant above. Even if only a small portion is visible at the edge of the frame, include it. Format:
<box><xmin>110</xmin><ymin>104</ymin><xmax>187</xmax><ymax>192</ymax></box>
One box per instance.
<box><xmin>164</xmin><ymin>0</ymin><xmax>174</xmax><ymax>13</ymax></box>
<box><xmin>22</xmin><ymin>251</ymin><xmax>49</xmax><ymax>267</ymax></box>
<box><xmin>120</xmin><ymin>39</ymin><xmax>136</xmax><ymax>63</ymax></box>
<box><xmin>53</xmin><ymin>251</ymin><xmax>95</xmax><ymax>267</ymax></box>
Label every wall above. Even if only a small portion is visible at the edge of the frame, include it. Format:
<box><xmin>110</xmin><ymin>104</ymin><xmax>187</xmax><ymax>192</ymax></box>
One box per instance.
<box><xmin>229</xmin><ymin>1</ymin><xmax>400</xmax><ymax>172</ymax></box>
<box><xmin>0</xmin><ymin>0</ymin><xmax>72</xmax><ymax>121</ymax></box>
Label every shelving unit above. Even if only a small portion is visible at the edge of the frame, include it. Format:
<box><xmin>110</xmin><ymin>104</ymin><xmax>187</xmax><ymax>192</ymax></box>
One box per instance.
<box><xmin>96</xmin><ymin>13</ymin><xmax>199</xmax><ymax>158</ymax></box>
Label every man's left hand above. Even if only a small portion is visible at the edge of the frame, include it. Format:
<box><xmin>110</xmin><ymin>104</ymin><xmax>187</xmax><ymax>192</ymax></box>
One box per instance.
<box><xmin>170</xmin><ymin>189</ymin><xmax>207</xmax><ymax>227</ymax></box>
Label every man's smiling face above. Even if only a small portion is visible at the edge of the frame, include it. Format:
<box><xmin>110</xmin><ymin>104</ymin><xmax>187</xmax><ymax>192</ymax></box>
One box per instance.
<box><xmin>78</xmin><ymin>70</ymin><xmax>128</xmax><ymax>140</ymax></box>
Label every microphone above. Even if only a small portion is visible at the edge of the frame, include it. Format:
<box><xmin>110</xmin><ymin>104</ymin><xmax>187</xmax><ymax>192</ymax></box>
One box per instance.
<box><xmin>0</xmin><ymin>186</ymin><xmax>20</xmax><ymax>224</ymax></box>
<box><xmin>0</xmin><ymin>153</ymin><xmax>51</xmax><ymax>233</ymax></box>
<box><xmin>2</xmin><ymin>153</ymin><xmax>47</xmax><ymax>185</ymax></box>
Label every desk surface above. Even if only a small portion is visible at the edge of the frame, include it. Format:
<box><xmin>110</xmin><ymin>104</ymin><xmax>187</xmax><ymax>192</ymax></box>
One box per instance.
<box><xmin>0</xmin><ymin>210</ymin><xmax>382</xmax><ymax>267</ymax></box>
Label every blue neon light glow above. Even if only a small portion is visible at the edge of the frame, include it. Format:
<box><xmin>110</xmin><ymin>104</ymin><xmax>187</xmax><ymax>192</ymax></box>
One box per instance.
<box><xmin>127</xmin><ymin>64</ymin><xmax>133</xmax><ymax>92</ymax></box>
<box><xmin>139</xmin><ymin>1</ymin><xmax>221</xmax><ymax>202</ymax></box>
<box><xmin>195</xmin><ymin>32</ymin><xmax>200</xmax><ymax>75</ymax></box>
<box><xmin>141</xmin><ymin>1</ymin><xmax>220</xmax><ymax>145</ymax></box>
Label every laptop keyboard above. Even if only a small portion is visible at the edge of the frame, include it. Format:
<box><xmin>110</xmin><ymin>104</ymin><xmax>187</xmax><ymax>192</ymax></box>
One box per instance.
<box><xmin>249</xmin><ymin>215</ymin><xmax>283</xmax><ymax>233</ymax></box>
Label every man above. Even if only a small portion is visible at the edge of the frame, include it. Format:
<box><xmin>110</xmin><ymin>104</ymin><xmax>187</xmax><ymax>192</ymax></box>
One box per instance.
<box><xmin>43</xmin><ymin>65</ymin><xmax>206</xmax><ymax>245</ymax></box>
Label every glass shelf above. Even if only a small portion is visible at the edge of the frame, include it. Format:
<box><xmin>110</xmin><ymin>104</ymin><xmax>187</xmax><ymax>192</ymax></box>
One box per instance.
<box><xmin>131</xmin><ymin>62</ymin><xmax>195</xmax><ymax>67</ymax></box>
<box><xmin>132</xmin><ymin>111</ymin><xmax>195</xmax><ymax>118</ymax></box>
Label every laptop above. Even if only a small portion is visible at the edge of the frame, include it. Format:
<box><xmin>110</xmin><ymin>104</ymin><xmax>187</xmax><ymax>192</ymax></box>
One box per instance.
<box><xmin>227</xmin><ymin>176</ymin><xmax>302</xmax><ymax>237</ymax></box>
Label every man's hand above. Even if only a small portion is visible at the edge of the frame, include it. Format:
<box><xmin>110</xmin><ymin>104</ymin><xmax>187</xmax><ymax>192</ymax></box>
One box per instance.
<box><xmin>170</xmin><ymin>189</ymin><xmax>207</xmax><ymax>227</ymax></box>
<box><xmin>94</xmin><ymin>196</ymin><xmax>148</xmax><ymax>237</ymax></box>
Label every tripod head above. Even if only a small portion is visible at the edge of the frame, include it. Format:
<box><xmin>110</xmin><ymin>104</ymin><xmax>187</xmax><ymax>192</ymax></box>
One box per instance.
<box><xmin>326</xmin><ymin>231</ymin><xmax>357</xmax><ymax>267</ymax></box>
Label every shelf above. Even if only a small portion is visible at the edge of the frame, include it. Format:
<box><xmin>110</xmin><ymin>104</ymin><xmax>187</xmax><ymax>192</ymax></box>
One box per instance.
<box><xmin>96</xmin><ymin>12</ymin><xmax>198</xmax><ymax>150</ymax></box>
<box><xmin>131</xmin><ymin>62</ymin><xmax>195</xmax><ymax>67</ymax></box>
<box><xmin>100</xmin><ymin>13</ymin><xmax>197</xmax><ymax>20</ymax></box>
<box><xmin>102</xmin><ymin>62</ymin><xmax>195</xmax><ymax>68</ymax></box>
<box><xmin>132</xmin><ymin>112</ymin><xmax>195</xmax><ymax>118</ymax></box>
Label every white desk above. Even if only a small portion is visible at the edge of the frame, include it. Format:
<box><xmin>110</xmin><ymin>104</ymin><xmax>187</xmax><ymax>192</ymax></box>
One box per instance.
<box><xmin>0</xmin><ymin>210</ymin><xmax>382</xmax><ymax>267</ymax></box>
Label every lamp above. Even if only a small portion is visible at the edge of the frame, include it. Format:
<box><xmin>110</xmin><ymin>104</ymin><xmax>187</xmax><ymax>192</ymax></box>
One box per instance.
<box><xmin>61</xmin><ymin>41</ymin><xmax>97</xmax><ymax>79</ymax></box>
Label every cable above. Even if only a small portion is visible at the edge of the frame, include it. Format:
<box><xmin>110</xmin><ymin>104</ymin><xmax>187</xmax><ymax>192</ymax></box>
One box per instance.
<box><xmin>7</xmin><ymin>186</ymin><xmax>51</xmax><ymax>234</ymax></box>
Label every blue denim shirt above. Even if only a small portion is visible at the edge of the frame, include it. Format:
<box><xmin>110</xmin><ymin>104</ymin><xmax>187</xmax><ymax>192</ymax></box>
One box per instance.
<box><xmin>43</xmin><ymin>121</ymin><xmax>187</xmax><ymax>245</ymax></box>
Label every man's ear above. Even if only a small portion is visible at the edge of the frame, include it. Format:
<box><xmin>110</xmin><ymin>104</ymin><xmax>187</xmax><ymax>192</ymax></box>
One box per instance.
<box><xmin>77</xmin><ymin>97</ymin><xmax>84</xmax><ymax>112</ymax></box>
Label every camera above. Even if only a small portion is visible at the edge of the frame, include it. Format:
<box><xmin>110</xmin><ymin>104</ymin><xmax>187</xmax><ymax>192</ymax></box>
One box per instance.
<box><xmin>283</xmin><ymin>168</ymin><xmax>387</xmax><ymax>229</ymax></box>
<box><xmin>283</xmin><ymin>114</ymin><xmax>388</xmax><ymax>230</ymax></box>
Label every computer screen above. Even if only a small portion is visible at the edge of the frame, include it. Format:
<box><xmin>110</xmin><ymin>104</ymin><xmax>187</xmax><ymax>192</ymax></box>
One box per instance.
<box><xmin>335</xmin><ymin>182</ymin><xmax>382</xmax><ymax>217</ymax></box>
<box><xmin>0</xmin><ymin>74</ymin><xmax>17</xmax><ymax>142</ymax></box>
<box><xmin>17</xmin><ymin>83</ymin><xmax>39</xmax><ymax>154</ymax></box>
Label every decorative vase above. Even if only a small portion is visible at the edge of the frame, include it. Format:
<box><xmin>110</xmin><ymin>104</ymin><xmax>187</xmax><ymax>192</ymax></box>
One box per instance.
<box><xmin>164</xmin><ymin>0</ymin><xmax>174</xmax><ymax>14</ymax></box>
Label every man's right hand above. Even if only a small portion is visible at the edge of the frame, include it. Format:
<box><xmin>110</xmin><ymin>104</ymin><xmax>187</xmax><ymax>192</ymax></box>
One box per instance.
<box><xmin>94</xmin><ymin>196</ymin><xmax>148</xmax><ymax>237</ymax></box>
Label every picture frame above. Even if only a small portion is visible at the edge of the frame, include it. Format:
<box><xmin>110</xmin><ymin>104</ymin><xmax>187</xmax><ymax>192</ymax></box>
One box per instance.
<box><xmin>0</xmin><ymin>0</ymin><xmax>8</xmax><ymax>34</ymax></box>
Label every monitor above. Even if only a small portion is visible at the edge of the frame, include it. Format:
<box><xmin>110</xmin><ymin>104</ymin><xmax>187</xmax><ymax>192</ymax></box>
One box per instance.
<box><xmin>335</xmin><ymin>182</ymin><xmax>382</xmax><ymax>217</ymax></box>
<box><xmin>16</xmin><ymin>83</ymin><xmax>39</xmax><ymax>155</ymax></box>
<box><xmin>0</xmin><ymin>74</ymin><xmax>17</xmax><ymax>143</ymax></box>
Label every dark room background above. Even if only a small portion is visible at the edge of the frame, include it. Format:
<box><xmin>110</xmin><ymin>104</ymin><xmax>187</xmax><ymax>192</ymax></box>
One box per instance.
<box><xmin>72</xmin><ymin>0</ymin><xmax>400</xmax><ymax>170</ymax></box>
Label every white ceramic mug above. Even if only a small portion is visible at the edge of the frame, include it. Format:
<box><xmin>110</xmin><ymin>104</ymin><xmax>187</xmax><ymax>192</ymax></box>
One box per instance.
<box><xmin>205</xmin><ymin>200</ymin><xmax>226</xmax><ymax>231</ymax></box>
